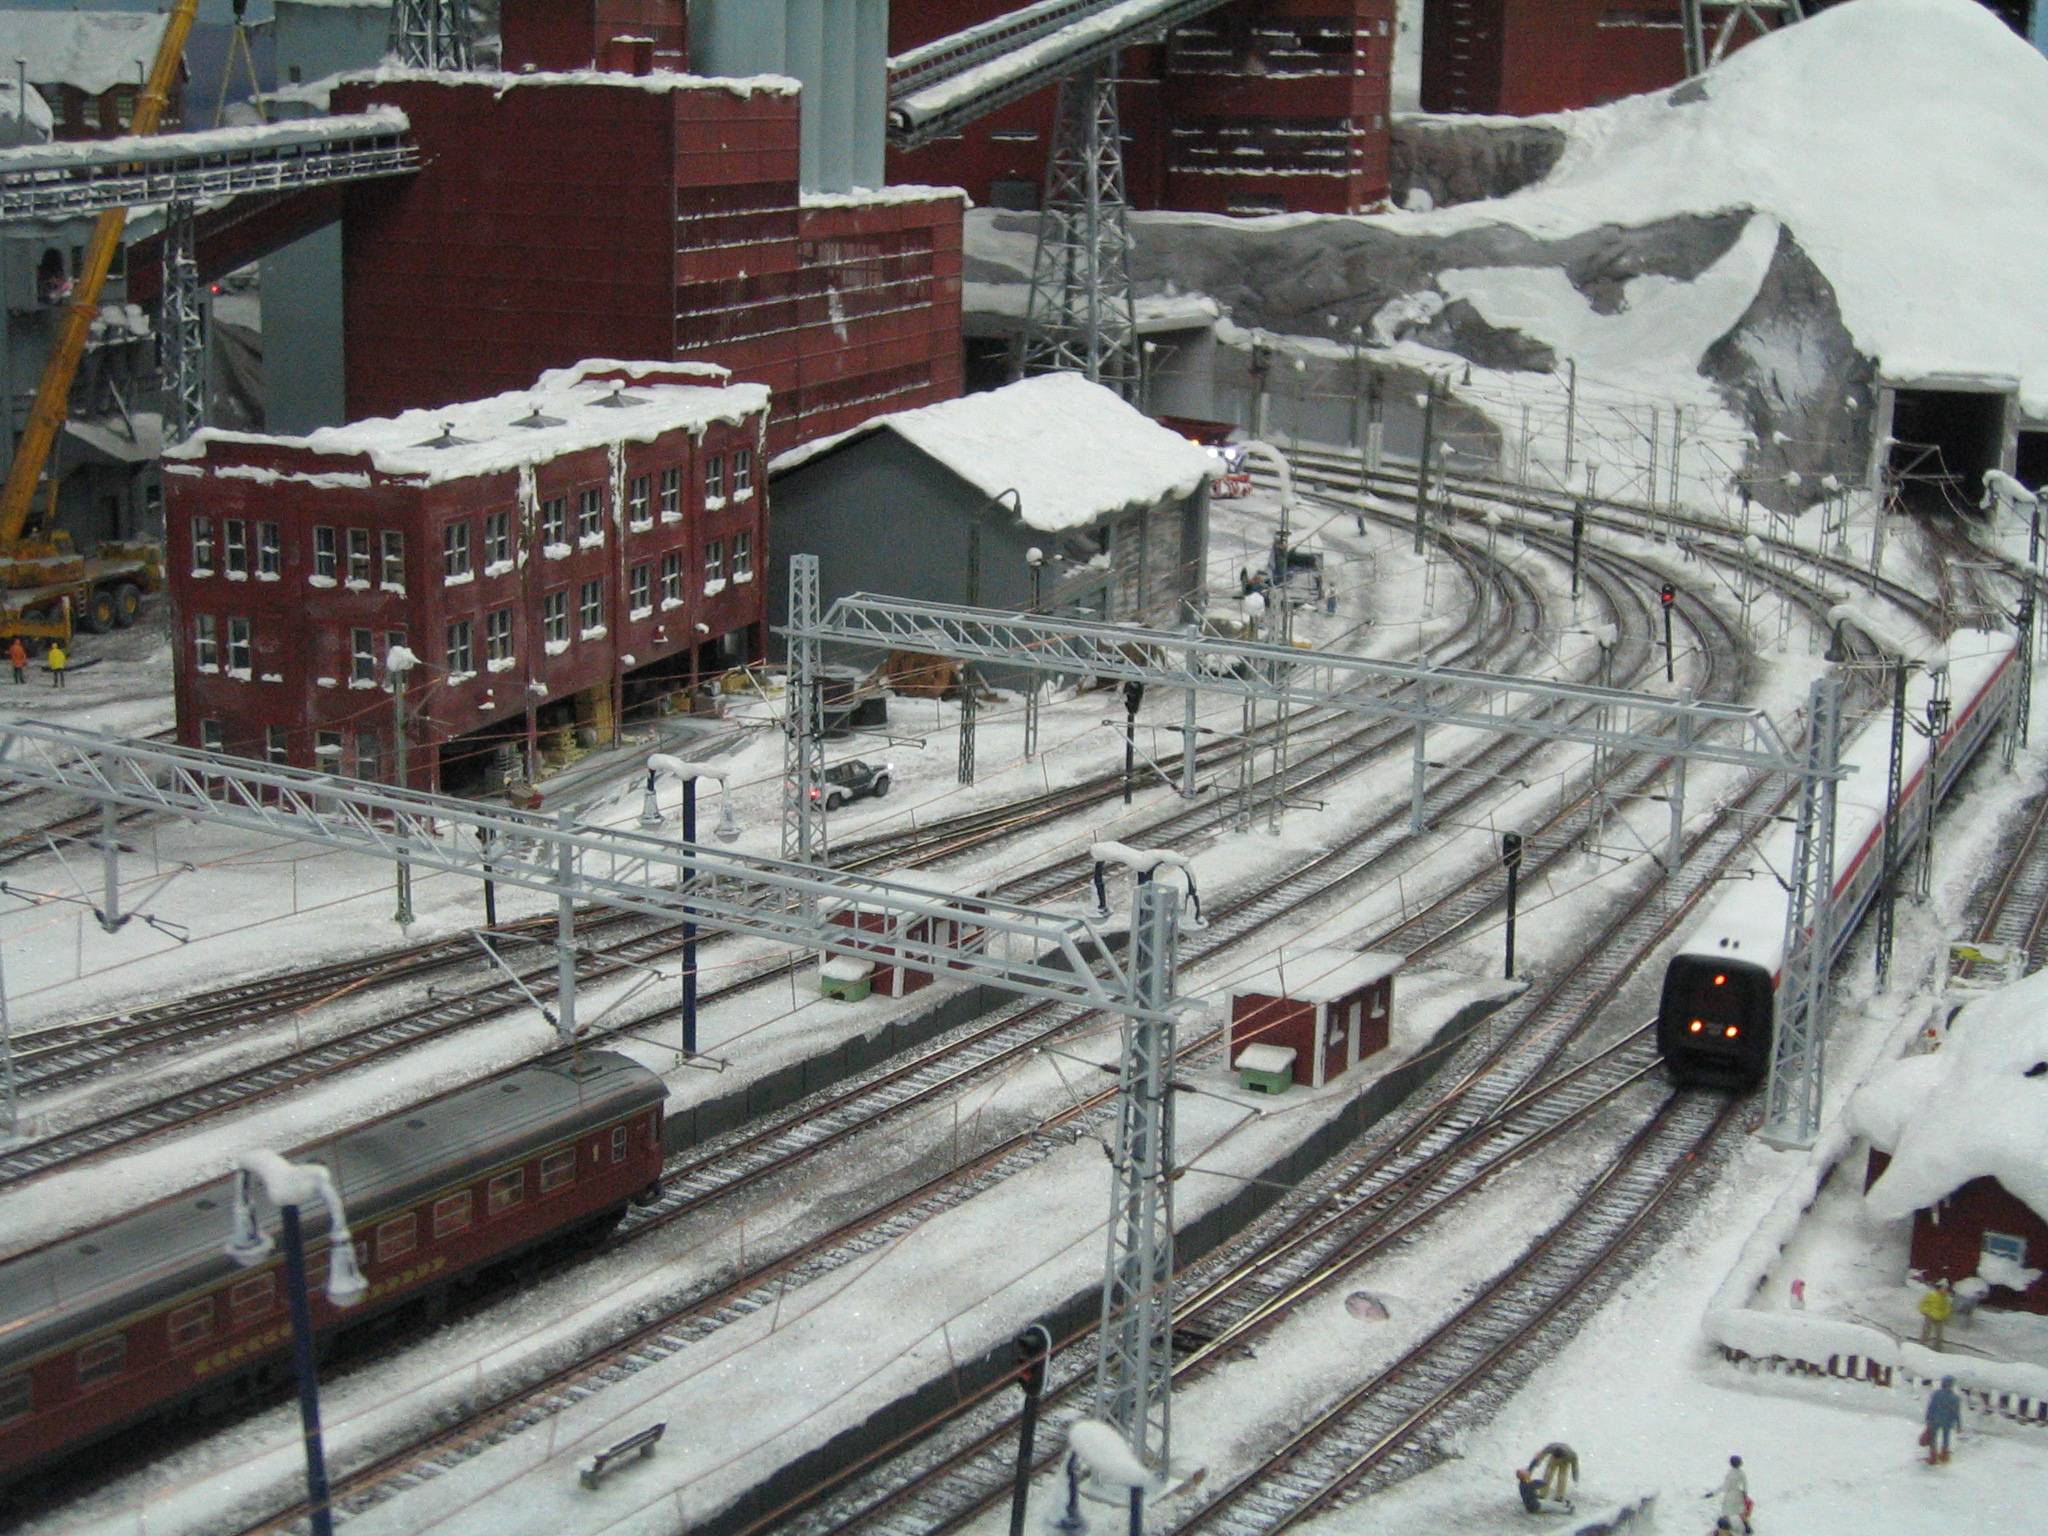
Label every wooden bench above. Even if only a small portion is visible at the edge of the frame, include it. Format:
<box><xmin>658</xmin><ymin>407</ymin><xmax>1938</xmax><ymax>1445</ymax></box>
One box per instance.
<box><xmin>580</xmin><ymin>1422</ymin><xmax>666</xmax><ymax>1490</ymax></box>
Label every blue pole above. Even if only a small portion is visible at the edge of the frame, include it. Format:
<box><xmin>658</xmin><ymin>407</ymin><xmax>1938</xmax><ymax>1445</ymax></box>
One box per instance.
<box><xmin>279</xmin><ymin>1203</ymin><xmax>336</xmax><ymax>1536</ymax></box>
<box><xmin>681</xmin><ymin>778</ymin><xmax>698</xmax><ymax>1057</ymax></box>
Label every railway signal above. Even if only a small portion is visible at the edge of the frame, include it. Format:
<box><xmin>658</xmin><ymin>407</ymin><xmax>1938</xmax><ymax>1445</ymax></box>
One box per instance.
<box><xmin>1660</xmin><ymin>582</ymin><xmax>1677</xmax><ymax>682</ymax></box>
<box><xmin>1501</xmin><ymin>831</ymin><xmax>1525</xmax><ymax>979</ymax></box>
<box><xmin>1122</xmin><ymin>680</ymin><xmax>1146</xmax><ymax>805</ymax></box>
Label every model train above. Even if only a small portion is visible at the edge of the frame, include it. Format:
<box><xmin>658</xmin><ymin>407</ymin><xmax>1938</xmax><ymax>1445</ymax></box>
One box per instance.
<box><xmin>1657</xmin><ymin>629</ymin><xmax>2016</xmax><ymax>1089</ymax></box>
<box><xmin>0</xmin><ymin>1050</ymin><xmax>667</xmax><ymax>1485</ymax></box>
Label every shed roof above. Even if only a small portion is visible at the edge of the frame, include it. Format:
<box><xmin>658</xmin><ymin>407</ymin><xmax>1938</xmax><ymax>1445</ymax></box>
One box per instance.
<box><xmin>1851</xmin><ymin>964</ymin><xmax>2048</xmax><ymax>1225</ymax></box>
<box><xmin>769</xmin><ymin>372</ymin><xmax>1216</xmax><ymax>533</ymax></box>
<box><xmin>1229</xmin><ymin>949</ymin><xmax>1400</xmax><ymax>1005</ymax></box>
<box><xmin>0</xmin><ymin>11</ymin><xmax>170</xmax><ymax>97</ymax></box>
<box><xmin>166</xmin><ymin>360</ymin><xmax>766</xmax><ymax>486</ymax></box>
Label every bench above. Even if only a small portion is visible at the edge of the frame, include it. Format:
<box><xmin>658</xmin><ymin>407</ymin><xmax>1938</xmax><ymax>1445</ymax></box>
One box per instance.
<box><xmin>580</xmin><ymin>1422</ymin><xmax>666</xmax><ymax>1490</ymax></box>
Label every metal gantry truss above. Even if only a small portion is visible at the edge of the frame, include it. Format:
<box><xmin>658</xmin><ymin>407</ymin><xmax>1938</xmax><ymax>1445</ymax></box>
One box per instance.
<box><xmin>0</xmin><ymin>720</ymin><xmax>1182</xmax><ymax>1029</ymax></box>
<box><xmin>1681</xmin><ymin>0</ymin><xmax>1805</xmax><ymax>76</ymax></box>
<box><xmin>1020</xmin><ymin>53</ymin><xmax>1138</xmax><ymax>397</ymax></box>
<box><xmin>159</xmin><ymin>200</ymin><xmax>206</xmax><ymax>444</ymax></box>
<box><xmin>782</xmin><ymin>552</ymin><xmax>828</xmax><ymax>868</ymax></box>
<box><xmin>387</xmin><ymin>0</ymin><xmax>473</xmax><ymax>70</ymax></box>
<box><xmin>787</xmin><ymin>591</ymin><xmax>1854</xmax><ymax>1146</ymax></box>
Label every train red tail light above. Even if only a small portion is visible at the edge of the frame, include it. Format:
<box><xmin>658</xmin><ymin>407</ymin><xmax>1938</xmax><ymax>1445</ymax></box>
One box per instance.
<box><xmin>1724</xmin><ymin>1025</ymin><xmax>1740</xmax><ymax>1038</ymax></box>
<box><xmin>1713</xmin><ymin>975</ymin><xmax>1726</xmax><ymax>985</ymax></box>
<box><xmin>1689</xmin><ymin>1020</ymin><xmax>1703</xmax><ymax>1033</ymax></box>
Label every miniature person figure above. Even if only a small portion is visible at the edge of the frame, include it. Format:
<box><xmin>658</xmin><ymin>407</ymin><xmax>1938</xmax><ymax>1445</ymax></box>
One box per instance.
<box><xmin>1919</xmin><ymin>1279</ymin><xmax>1954</xmax><ymax>1348</ymax></box>
<box><xmin>1526</xmin><ymin>1443</ymin><xmax>1578</xmax><ymax>1510</ymax></box>
<box><xmin>1715</xmin><ymin>1455</ymin><xmax>1751</xmax><ymax>1535</ymax></box>
<box><xmin>46</xmin><ymin>640</ymin><xmax>65</xmax><ymax>689</ymax></box>
<box><xmin>1925</xmin><ymin>1375</ymin><xmax>1961</xmax><ymax>1464</ymax></box>
<box><xmin>1516</xmin><ymin>1465</ymin><xmax>1544</xmax><ymax>1514</ymax></box>
<box><xmin>8</xmin><ymin>637</ymin><xmax>25</xmax><ymax>684</ymax></box>
<box><xmin>1789</xmin><ymin>1277</ymin><xmax>1806</xmax><ymax>1309</ymax></box>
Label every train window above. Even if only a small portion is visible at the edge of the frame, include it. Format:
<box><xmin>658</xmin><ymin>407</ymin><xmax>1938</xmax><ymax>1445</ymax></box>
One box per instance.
<box><xmin>76</xmin><ymin>1335</ymin><xmax>126</xmax><ymax>1387</ymax></box>
<box><xmin>167</xmin><ymin>1299</ymin><xmax>214</xmax><ymax>1350</ymax></box>
<box><xmin>230</xmin><ymin>1275</ymin><xmax>274</xmax><ymax>1324</ymax></box>
<box><xmin>0</xmin><ymin>1373</ymin><xmax>27</xmax><ymax>1423</ymax></box>
<box><xmin>540</xmin><ymin>1149</ymin><xmax>576</xmax><ymax>1193</ymax></box>
<box><xmin>377</xmin><ymin>1214</ymin><xmax>417</xmax><ymax>1263</ymax></box>
<box><xmin>433</xmin><ymin>1191</ymin><xmax>473</xmax><ymax>1239</ymax></box>
<box><xmin>487</xmin><ymin>1170</ymin><xmax>525</xmax><ymax>1214</ymax></box>
<box><xmin>610</xmin><ymin>1126</ymin><xmax>629</xmax><ymax>1164</ymax></box>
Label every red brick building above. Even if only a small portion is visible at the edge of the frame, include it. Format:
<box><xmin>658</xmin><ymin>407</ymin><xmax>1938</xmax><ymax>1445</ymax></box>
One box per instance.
<box><xmin>331</xmin><ymin>69</ymin><xmax>964</xmax><ymax>458</ymax></box>
<box><xmin>163</xmin><ymin>361</ymin><xmax>769</xmax><ymax>792</ymax></box>
<box><xmin>1224</xmin><ymin>950</ymin><xmax>1397</xmax><ymax>1089</ymax></box>
<box><xmin>888</xmin><ymin>0</ymin><xmax>1397</xmax><ymax>216</ymax></box>
<box><xmin>1867</xmin><ymin>1151</ymin><xmax>2048</xmax><ymax>1316</ymax></box>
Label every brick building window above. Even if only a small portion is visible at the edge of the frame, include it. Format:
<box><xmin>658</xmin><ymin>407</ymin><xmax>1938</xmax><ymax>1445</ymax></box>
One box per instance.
<box><xmin>77</xmin><ymin>1335</ymin><xmax>126</xmax><ymax>1387</ymax></box>
<box><xmin>223</xmin><ymin>519</ymin><xmax>247</xmax><ymax>576</ymax></box>
<box><xmin>578</xmin><ymin>578</ymin><xmax>604</xmax><ymax>637</ymax></box>
<box><xmin>353</xmin><ymin>732</ymin><xmax>381</xmax><ymax>781</ymax></box>
<box><xmin>486</xmin><ymin>608</ymin><xmax>514</xmax><ymax>667</ymax></box>
<box><xmin>347</xmin><ymin>528</ymin><xmax>372</xmax><ymax>586</ymax></box>
<box><xmin>543</xmin><ymin>591</ymin><xmax>569</xmax><ymax>649</ymax></box>
<box><xmin>629</xmin><ymin>563</ymin><xmax>652</xmax><ymax>616</ymax></box>
<box><xmin>660</xmin><ymin>551</ymin><xmax>683</xmax><ymax>607</ymax></box>
<box><xmin>446</xmin><ymin>618</ymin><xmax>474</xmax><ymax>677</ymax></box>
<box><xmin>484</xmin><ymin>510</ymin><xmax>511</xmax><ymax>569</ymax></box>
<box><xmin>227</xmin><ymin>618</ymin><xmax>251</xmax><ymax>674</ymax></box>
<box><xmin>200</xmin><ymin>719</ymin><xmax>225</xmax><ymax>752</ymax></box>
<box><xmin>313</xmin><ymin>526</ymin><xmax>337</xmax><ymax>581</ymax></box>
<box><xmin>541</xmin><ymin>497</ymin><xmax>568</xmax><ymax>549</ymax></box>
<box><xmin>191</xmin><ymin>516</ymin><xmax>214</xmax><ymax>574</ymax></box>
<box><xmin>351</xmin><ymin>628</ymin><xmax>376</xmax><ymax>684</ymax></box>
<box><xmin>443</xmin><ymin>522</ymin><xmax>472</xmax><ymax>581</ymax></box>
<box><xmin>705</xmin><ymin>455</ymin><xmax>725</xmax><ymax>503</ymax></box>
<box><xmin>577</xmin><ymin>488</ymin><xmax>603</xmax><ymax>543</ymax></box>
<box><xmin>380</xmin><ymin>530</ymin><xmax>406</xmax><ymax>590</ymax></box>
<box><xmin>703</xmin><ymin>539</ymin><xmax>724</xmax><ymax>588</ymax></box>
<box><xmin>258</xmin><ymin>522</ymin><xmax>281</xmax><ymax>577</ymax></box>
<box><xmin>660</xmin><ymin>468</ymin><xmax>681</xmax><ymax>521</ymax></box>
<box><xmin>265</xmin><ymin>726</ymin><xmax>289</xmax><ymax>763</ymax></box>
<box><xmin>732</xmin><ymin>448</ymin><xmax>753</xmax><ymax>496</ymax></box>
<box><xmin>628</xmin><ymin>476</ymin><xmax>651</xmax><ymax>528</ymax></box>
<box><xmin>732</xmin><ymin>530</ymin><xmax>753</xmax><ymax>581</ymax></box>
<box><xmin>193</xmin><ymin>614</ymin><xmax>218</xmax><ymax>670</ymax></box>
<box><xmin>315</xmin><ymin>729</ymin><xmax>343</xmax><ymax>765</ymax></box>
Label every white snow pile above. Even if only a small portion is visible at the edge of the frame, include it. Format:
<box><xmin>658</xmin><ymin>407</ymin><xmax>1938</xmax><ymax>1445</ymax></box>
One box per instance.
<box><xmin>0</xmin><ymin>10</ymin><xmax>167</xmax><ymax>96</ymax></box>
<box><xmin>769</xmin><ymin>372</ymin><xmax>1217</xmax><ymax>532</ymax></box>
<box><xmin>1416</xmin><ymin>0</ymin><xmax>2048</xmax><ymax>413</ymax></box>
<box><xmin>1849</xmin><ymin>966</ymin><xmax>2048</xmax><ymax>1224</ymax></box>
<box><xmin>1826</xmin><ymin>599</ymin><xmax>1949</xmax><ymax>671</ymax></box>
<box><xmin>169</xmin><ymin>360</ymin><xmax>765</xmax><ymax>486</ymax></box>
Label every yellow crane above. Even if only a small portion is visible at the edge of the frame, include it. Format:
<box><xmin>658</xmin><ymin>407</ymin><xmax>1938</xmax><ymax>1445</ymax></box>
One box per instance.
<box><xmin>0</xmin><ymin>0</ymin><xmax>197</xmax><ymax>641</ymax></box>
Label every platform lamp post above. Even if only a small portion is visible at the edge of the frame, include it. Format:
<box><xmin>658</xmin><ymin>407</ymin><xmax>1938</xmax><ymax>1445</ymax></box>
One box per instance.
<box><xmin>387</xmin><ymin>644</ymin><xmax>419</xmax><ymax>926</ymax></box>
<box><xmin>224</xmin><ymin>1150</ymin><xmax>368</xmax><ymax>1536</ymax></box>
<box><xmin>1024</xmin><ymin>547</ymin><xmax>1047</xmax><ymax>759</ymax></box>
<box><xmin>642</xmin><ymin>754</ymin><xmax>740</xmax><ymax>1057</ymax></box>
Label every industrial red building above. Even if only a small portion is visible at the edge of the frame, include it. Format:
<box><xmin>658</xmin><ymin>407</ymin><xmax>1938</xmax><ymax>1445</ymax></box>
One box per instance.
<box><xmin>331</xmin><ymin>67</ymin><xmax>964</xmax><ymax>457</ymax></box>
<box><xmin>163</xmin><ymin>361</ymin><xmax>769</xmax><ymax>790</ymax></box>
<box><xmin>889</xmin><ymin>0</ymin><xmax>1397</xmax><ymax>216</ymax></box>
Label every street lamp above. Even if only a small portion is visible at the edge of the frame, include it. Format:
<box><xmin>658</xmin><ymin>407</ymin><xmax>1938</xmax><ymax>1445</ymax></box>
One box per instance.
<box><xmin>224</xmin><ymin>1150</ymin><xmax>367</xmax><ymax>1536</ymax></box>
<box><xmin>1088</xmin><ymin>842</ymin><xmax>1206</xmax><ymax>930</ymax></box>
<box><xmin>386</xmin><ymin>643</ymin><xmax>418</xmax><ymax>926</ymax></box>
<box><xmin>643</xmin><ymin>754</ymin><xmax>740</xmax><ymax>1056</ymax></box>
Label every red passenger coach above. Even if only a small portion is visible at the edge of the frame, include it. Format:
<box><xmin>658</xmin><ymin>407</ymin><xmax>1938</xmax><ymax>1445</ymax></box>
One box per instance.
<box><xmin>0</xmin><ymin>1052</ymin><xmax>666</xmax><ymax>1484</ymax></box>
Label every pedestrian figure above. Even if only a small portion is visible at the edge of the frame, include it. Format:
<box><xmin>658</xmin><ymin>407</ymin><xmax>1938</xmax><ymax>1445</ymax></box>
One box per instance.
<box><xmin>1790</xmin><ymin>1277</ymin><xmax>1806</xmax><ymax>1309</ymax></box>
<box><xmin>1524</xmin><ymin>1443</ymin><xmax>1577</xmax><ymax>1510</ymax></box>
<box><xmin>1924</xmin><ymin>1374</ymin><xmax>1961</xmax><ymax>1464</ymax></box>
<box><xmin>46</xmin><ymin>641</ymin><xmax>66</xmax><ymax>689</ymax></box>
<box><xmin>1515</xmin><ymin>1465</ymin><xmax>1543</xmax><ymax>1514</ymax></box>
<box><xmin>1919</xmin><ymin>1279</ymin><xmax>1954</xmax><ymax>1349</ymax></box>
<box><xmin>8</xmin><ymin>637</ymin><xmax>24</xmax><ymax>684</ymax></box>
<box><xmin>1714</xmin><ymin>1455</ymin><xmax>1751</xmax><ymax>1535</ymax></box>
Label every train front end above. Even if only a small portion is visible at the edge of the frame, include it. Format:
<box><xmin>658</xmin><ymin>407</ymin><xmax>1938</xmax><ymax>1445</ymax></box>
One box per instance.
<box><xmin>1657</xmin><ymin>953</ymin><xmax>1774</xmax><ymax>1089</ymax></box>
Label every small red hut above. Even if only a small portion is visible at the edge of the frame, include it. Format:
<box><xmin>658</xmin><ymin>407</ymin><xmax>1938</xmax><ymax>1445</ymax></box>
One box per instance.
<box><xmin>1224</xmin><ymin>950</ymin><xmax>1397</xmax><ymax>1090</ymax></box>
<box><xmin>822</xmin><ymin>870</ymin><xmax>990</xmax><ymax>1001</ymax></box>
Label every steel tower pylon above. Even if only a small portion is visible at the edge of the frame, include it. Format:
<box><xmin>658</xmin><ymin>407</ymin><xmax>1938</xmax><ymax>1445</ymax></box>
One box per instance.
<box><xmin>160</xmin><ymin>200</ymin><xmax>206</xmax><ymax>445</ymax></box>
<box><xmin>1094</xmin><ymin>876</ymin><xmax>1180</xmax><ymax>1471</ymax></box>
<box><xmin>386</xmin><ymin>0</ymin><xmax>472</xmax><ymax>70</ymax></box>
<box><xmin>782</xmin><ymin>552</ymin><xmax>828</xmax><ymax>871</ymax></box>
<box><xmin>1021</xmin><ymin>53</ymin><xmax>1138</xmax><ymax>398</ymax></box>
<box><xmin>1763</xmin><ymin>674</ymin><xmax>1844</xmax><ymax>1149</ymax></box>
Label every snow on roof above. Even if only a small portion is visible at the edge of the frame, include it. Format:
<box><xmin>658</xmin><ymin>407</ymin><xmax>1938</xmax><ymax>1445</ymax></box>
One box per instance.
<box><xmin>0</xmin><ymin>107</ymin><xmax>408</xmax><ymax>172</ymax></box>
<box><xmin>0</xmin><ymin>11</ymin><xmax>170</xmax><ymax>98</ymax></box>
<box><xmin>0</xmin><ymin>80</ymin><xmax>51</xmax><ymax>150</ymax></box>
<box><xmin>800</xmin><ymin>184</ymin><xmax>971</xmax><ymax>210</ymax></box>
<box><xmin>770</xmin><ymin>373</ymin><xmax>1216</xmax><ymax>533</ymax></box>
<box><xmin>167</xmin><ymin>360</ymin><xmax>766</xmax><ymax>486</ymax></box>
<box><xmin>1229</xmin><ymin>949</ymin><xmax>1400</xmax><ymax>1005</ymax></box>
<box><xmin>1851</xmin><ymin>965</ymin><xmax>2048</xmax><ymax>1224</ymax></box>
<box><xmin>1827</xmin><ymin>599</ymin><xmax>1949</xmax><ymax>671</ymax></box>
<box><xmin>339</xmin><ymin>64</ymin><xmax>800</xmax><ymax>100</ymax></box>
<box><xmin>1404</xmin><ymin>0</ymin><xmax>2048</xmax><ymax>416</ymax></box>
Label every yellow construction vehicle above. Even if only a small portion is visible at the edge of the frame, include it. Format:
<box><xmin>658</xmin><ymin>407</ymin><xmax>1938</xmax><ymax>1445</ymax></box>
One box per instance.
<box><xmin>0</xmin><ymin>0</ymin><xmax>197</xmax><ymax>642</ymax></box>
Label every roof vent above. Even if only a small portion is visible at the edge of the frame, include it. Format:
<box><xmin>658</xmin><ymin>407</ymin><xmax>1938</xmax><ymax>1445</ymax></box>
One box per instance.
<box><xmin>592</xmin><ymin>382</ymin><xmax>646</xmax><ymax>408</ymax></box>
<box><xmin>420</xmin><ymin>421</ymin><xmax>472</xmax><ymax>449</ymax></box>
<box><xmin>511</xmin><ymin>402</ymin><xmax>564</xmax><ymax>430</ymax></box>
